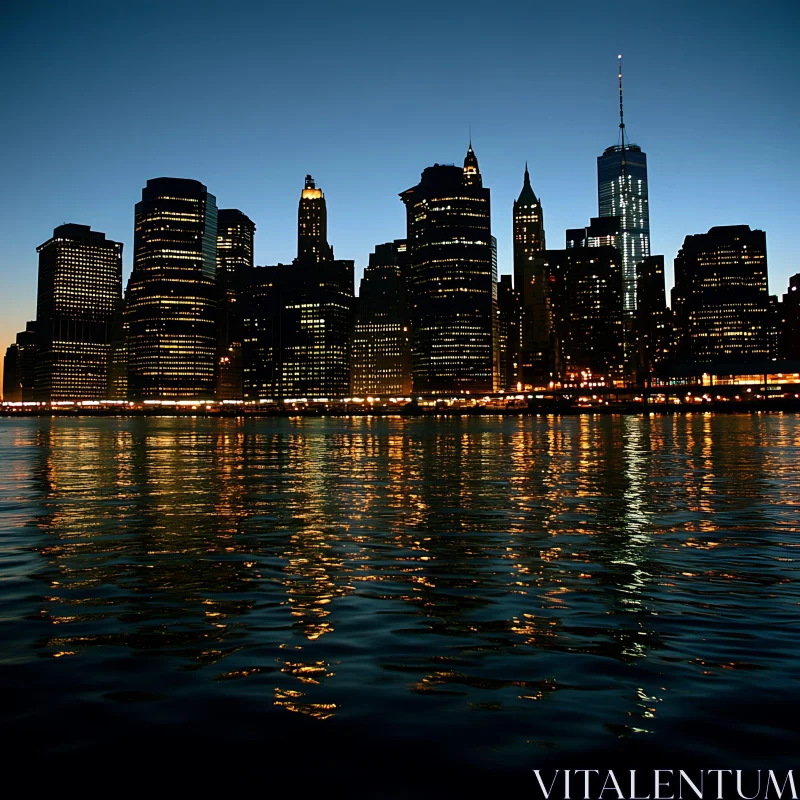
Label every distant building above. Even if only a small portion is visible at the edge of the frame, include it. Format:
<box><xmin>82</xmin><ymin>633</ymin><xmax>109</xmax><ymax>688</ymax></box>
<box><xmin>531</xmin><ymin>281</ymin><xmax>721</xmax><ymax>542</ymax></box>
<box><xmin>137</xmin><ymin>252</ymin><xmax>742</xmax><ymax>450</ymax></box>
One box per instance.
<box><xmin>3</xmin><ymin>322</ymin><xmax>38</xmax><ymax>402</ymax></box>
<box><xmin>401</xmin><ymin>145</ymin><xmax>496</xmax><ymax>393</ymax></box>
<box><xmin>512</xmin><ymin>164</ymin><xmax>546</xmax><ymax>388</ymax></box>
<box><xmin>496</xmin><ymin>274</ymin><xmax>519</xmax><ymax>390</ymax></box>
<box><xmin>216</xmin><ymin>208</ymin><xmax>256</xmax><ymax>400</ymax></box>
<box><xmin>635</xmin><ymin>255</ymin><xmax>670</xmax><ymax>385</ymax></box>
<box><xmin>671</xmin><ymin>225</ymin><xmax>771</xmax><ymax>363</ymax></box>
<box><xmin>780</xmin><ymin>274</ymin><xmax>800</xmax><ymax>359</ymax></box>
<box><xmin>2</xmin><ymin>345</ymin><xmax>19</xmax><ymax>402</ymax></box>
<box><xmin>127</xmin><ymin>178</ymin><xmax>218</xmax><ymax>400</ymax></box>
<box><xmin>298</xmin><ymin>175</ymin><xmax>334</xmax><ymax>264</ymax></box>
<box><xmin>240</xmin><ymin>174</ymin><xmax>353</xmax><ymax>400</ymax></box>
<box><xmin>530</xmin><ymin>247</ymin><xmax>625</xmax><ymax>385</ymax></box>
<box><xmin>351</xmin><ymin>240</ymin><xmax>412</xmax><ymax>396</ymax></box>
<box><xmin>240</xmin><ymin>261</ymin><xmax>354</xmax><ymax>400</ymax></box>
<box><xmin>34</xmin><ymin>224</ymin><xmax>122</xmax><ymax>401</ymax></box>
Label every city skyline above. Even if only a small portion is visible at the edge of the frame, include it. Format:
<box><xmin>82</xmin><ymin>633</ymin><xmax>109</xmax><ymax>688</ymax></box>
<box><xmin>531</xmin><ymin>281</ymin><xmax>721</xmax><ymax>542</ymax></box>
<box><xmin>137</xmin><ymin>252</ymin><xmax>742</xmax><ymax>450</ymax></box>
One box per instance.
<box><xmin>1</xmin><ymin>1</ymin><xmax>797</xmax><ymax>388</ymax></box>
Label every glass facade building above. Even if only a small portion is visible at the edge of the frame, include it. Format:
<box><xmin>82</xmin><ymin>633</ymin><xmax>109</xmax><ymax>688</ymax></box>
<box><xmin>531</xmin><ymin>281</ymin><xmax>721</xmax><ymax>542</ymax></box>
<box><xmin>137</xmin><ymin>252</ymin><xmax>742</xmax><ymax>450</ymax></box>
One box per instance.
<box><xmin>350</xmin><ymin>240</ymin><xmax>412</xmax><ymax>396</ymax></box>
<box><xmin>401</xmin><ymin>146</ymin><xmax>496</xmax><ymax>393</ymax></box>
<box><xmin>34</xmin><ymin>224</ymin><xmax>122</xmax><ymax>401</ymax></box>
<box><xmin>597</xmin><ymin>144</ymin><xmax>650</xmax><ymax>316</ymax></box>
<box><xmin>127</xmin><ymin>178</ymin><xmax>218</xmax><ymax>400</ymax></box>
<box><xmin>671</xmin><ymin>225</ymin><xmax>771</xmax><ymax>363</ymax></box>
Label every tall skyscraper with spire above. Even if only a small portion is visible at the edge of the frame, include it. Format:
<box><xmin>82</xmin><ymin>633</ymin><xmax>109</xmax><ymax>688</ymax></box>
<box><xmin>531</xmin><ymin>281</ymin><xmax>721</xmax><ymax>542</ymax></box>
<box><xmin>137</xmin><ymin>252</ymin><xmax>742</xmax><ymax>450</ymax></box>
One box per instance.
<box><xmin>597</xmin><ymin>56</ymin><xmax>650</xmax><ymax>317</ymax></box>
<box><xmin>513</xmin><ymin>164</ymin><xmax>550</xmax><ymax>387</ymax></box>
<box><xmin>401</xmin><ymin>144</ymin><xmax>496</xmax><ymax>393</ymax></box>
<box><xmin>297</xmin><ymin>174</ymin><xmax>333</xmax><ymax>263</ymax></box>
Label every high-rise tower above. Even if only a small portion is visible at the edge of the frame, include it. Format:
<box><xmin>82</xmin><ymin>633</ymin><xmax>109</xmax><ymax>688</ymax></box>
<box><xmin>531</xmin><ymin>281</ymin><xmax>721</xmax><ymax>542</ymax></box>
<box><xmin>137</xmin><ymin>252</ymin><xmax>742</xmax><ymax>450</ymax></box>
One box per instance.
<box><xmin>34</xmin><ymin>224</ymin><xmax>122</xmax><ymax>400</ymax></box>
<box><xmin>401</xmin><ymin>144</ymin><xmax>496</xmax><ymax>393</ymax></box>
<box><xmin>127</xmin><ymin>177</ymin><xmax>218</xmax><ymax>400</ymax></box>
<box><xmin>216</xmin><ymin>209</ymin><xmax>255</xmax><ymax>400</ymax></box>
<box><xmin>513</xmin><ymin>163</ymin><xmax>545</xmax><ymax>290</ymax></box>
<box><xmin>297</xmin><ymin>175</ymin><xmax>333</xmax><ymax>263</ymax></box>
<box><xmin>597</xmin><ymin>56</ymin><xmax>650</xmax><ymax>317</ymax></box>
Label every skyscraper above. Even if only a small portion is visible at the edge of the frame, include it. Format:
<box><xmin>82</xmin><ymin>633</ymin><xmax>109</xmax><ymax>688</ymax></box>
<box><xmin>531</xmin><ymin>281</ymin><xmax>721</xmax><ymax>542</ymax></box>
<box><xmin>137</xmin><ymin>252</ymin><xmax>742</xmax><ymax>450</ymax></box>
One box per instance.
<box><xmin>216</xmin><ymin>209</ymin><xmax>256</xmax><ymax>400</ymax></box>
<box><xmin>401</xmin><ymin>145</ymin><xmax>496</xmax><ymax>393</ymax></box>
<box><xmin>496</xmin><ymin>274</ymin><xmax>519</xmax><ymax>390</ymax></box>
<box><xmin>635</xmin><ymin>255</ymin><xmax>670</xmax><ymax>384</ymax></box>
<box><xmin>240</xmin><ymin>174</ymin><xmax>353</xmax><ymax>400</ymax></box>
<box><xmin>298</xmin><ymin>175</ymin><xmax>333</xmax><ymax>264</ymax></box>
<box><xmin>528</xmin><ymin>247</ymin><xmax>625</xmax><ymax>385</ymax></box>
<box><xmin>671</xmin><ymin>225</ymin><xmax>771</xmax><ymax>363</ymax></box>
<box><xmin>34</xmin><ymin>224</ymin><xmax>122</xmax><ymax>401</ymax></box>
<box><xmin>127</xmin><ymin>178</ymin><xmax>218</xmax><ymax>400</ymax></box>
<box><xmin>597</xmin><ymin>57</ymin><xmax>650</xmax><ymax>317</ymax></box>
<box><xmin>513</xmin><ymin>164</ymin><xmax>549</xmax><ymax>389</ymax></box>
<box><xmin>2</xmin><ymin>322</ymin><xmax>37</xmax><ymax>402</ymax></box>
<box><xmin>350</xmin><ymin>240</ymin><xmax>412</xmax><ymax>396</ymax></box>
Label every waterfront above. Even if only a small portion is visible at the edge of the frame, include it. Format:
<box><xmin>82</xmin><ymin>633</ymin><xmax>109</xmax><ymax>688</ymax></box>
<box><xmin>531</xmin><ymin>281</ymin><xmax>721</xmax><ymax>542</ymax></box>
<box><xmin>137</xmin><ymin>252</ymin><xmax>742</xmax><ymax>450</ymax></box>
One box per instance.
<box><xmin>0</xmin><ymin>415</ymin><xmax>798</xmax><ymax>790</ymax></box>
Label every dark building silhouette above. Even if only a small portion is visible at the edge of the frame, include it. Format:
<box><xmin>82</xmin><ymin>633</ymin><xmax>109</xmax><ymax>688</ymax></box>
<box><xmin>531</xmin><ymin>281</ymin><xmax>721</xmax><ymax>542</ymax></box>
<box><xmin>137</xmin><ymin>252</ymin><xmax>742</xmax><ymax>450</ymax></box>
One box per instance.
<box><xmin>2</xmin><ymin>345</ymin><xmax>19</xmax><ymax>402</ymax></box>
<box><xmin>635</xmin><ymin>255</ymin><xmax>670</xmax><ymax>385</ymax></box>
<box><xmin>530</xmin><ymin>247</ymin><xmax>625</xmax><ymax>385</ymax></box>
<box><xmin>34</xmin><ymin>224</ymin><xmax>122</xmax><ymax>400</ymax></box>
<box><xmin>216</xmin><ymin>209</ymin><xmax>255</xmax><ymax>400</ymax></box>
<box><xmin>597</xmin><ymin>58</ymin><xmax>650</xmax><ymax>317</ymax></box>
<box><xmin>512</xmin><ymin>164</ymin><xmax>546</xmax><ymax>388</ymax></box>
<box><xmin>240</xmin><ymin>261</ymin><xmax>354</xmax><ymax>400</ymax></box>
<box><xmin>127</xmin><ymin>178</ymin><xmax>218</xmax><ymax>400</ymax></box>
<box><xmin>496</xmin><ymin>274</ymin><xmax>519</xmax><ymax>390</ymax></box>
<box><xmin>780</xmin><ymin>274</ymin><xmax>800</xmax><ymax>359</ymax></box>
<box><xmin>401</xmin><ymin>145</ymin><xmax>496</xmax><ymax>393</ymax></box>
<box><xmin>240</xmin><ymin>174</ymin><xmax>353</xmax><ymax>400</ymax></box>
<box><xmin>107</xmin><ymin>297</ymin><xmax>128</xmax><ymax>400</ymax></box>
<box><xmin>671</xmin><ymin>225</ymin><xmax>771</xmax><ymax>363</ymax></box>
<box><xmin>2</xmin><ymin>322</ymin><xmax>38</xmax><ymax>402</ymax></box>
<box><xmin>351</xmin><ymin>240</ymin><xmax>412</xmax><ymax>396</ymax></box>
<box><xmin>298</xmin><ymin>175</ymin><xmax>333</xmax><ymax>264</ymax></box>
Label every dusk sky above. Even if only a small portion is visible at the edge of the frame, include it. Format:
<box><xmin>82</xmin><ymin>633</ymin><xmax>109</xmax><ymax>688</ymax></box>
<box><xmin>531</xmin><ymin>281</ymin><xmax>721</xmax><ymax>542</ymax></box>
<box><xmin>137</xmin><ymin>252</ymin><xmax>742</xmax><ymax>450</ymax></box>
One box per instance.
<box><xmin>1</xmin><ymin>0</ymin><xmax>798</xmax><ymax>382</ymax></box>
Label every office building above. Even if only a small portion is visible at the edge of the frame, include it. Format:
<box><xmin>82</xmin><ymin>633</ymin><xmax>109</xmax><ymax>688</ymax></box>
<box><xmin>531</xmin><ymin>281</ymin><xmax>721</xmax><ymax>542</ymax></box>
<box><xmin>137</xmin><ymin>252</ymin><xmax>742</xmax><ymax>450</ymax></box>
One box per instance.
<box><xmin>34</xmin><ymin>224</ymin><xmax>122</xmax><ymax>401</ymax></box>
<box><xmin>635</xmin><ymin>255</ymin><xmax>670</xmax><ymax>384</ymax></box>
<box><xmin>240</xmin><ymin>174</ymin><xmax>353</xmax><ymax>400</ymax></box>
<box><xmin>671</xmin><ymin>225</ymin><xmax>771</xmax><ymax>363</ymax></box>
<box><xmin>127</xmin><ymin>178</ymin><xmax>218</xmax><ymax>400</ymax></box>
<box><xmin>401</xmin><ymin>145</ymin><xmax>496</xmax><ymax>393</ymax></box>
<box><xmin>529</xmin><ymin>247</ymin><xmax>625</xmax><ymax>384</ymax></box>
<box><xmin>216</xmin><ymin>208</ymin><xmax>256</xmax><ymax>400</ymax></box>
<box><xmin>351</xmin><ymin>240</ymin><xmax>412</xmax><ymax>396</ymax></box>
<box><xmin>2</xmin><ymin>322</ymin><xmax>37</xmax><ymax>402</ymax></box>
<box><xmin>597</xmin><ymin>57</ymin><xmax>650</xmax><ymax>316</ymax></box>
<box><xmin>496</xmin><ymin>274</ymin><xmax>519</xmax><ymax>390</ymax></box>
<box><xmin>298</xmin><ymin>174</ymin><xmax>334</xmax><ymax>264</ymax></box>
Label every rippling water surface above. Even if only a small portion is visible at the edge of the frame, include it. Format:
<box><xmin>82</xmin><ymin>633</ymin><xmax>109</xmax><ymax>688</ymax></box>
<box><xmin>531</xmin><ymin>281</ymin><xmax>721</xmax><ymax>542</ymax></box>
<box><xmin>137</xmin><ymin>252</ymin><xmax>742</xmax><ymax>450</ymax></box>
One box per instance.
<box><xmin>1</xmin><ymin>415</ymin><xmax>798</xmax><ymax>788</ymax></box>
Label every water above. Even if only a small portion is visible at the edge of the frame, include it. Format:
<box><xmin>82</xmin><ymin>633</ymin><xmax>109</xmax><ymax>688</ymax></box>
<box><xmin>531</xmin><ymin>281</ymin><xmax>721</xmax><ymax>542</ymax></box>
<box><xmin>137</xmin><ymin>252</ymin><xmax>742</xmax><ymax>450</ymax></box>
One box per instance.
<box><xmin>0</xmin><ymin>415</ymin><xmax>798</xmax><ymax>791</ymax></box>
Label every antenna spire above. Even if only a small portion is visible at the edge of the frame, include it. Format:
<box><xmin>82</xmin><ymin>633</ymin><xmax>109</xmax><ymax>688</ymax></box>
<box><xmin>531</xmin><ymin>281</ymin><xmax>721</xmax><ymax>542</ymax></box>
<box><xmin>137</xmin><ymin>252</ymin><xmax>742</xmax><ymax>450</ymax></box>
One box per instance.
<box><xmin>618</xmin><ymin>54</ymin><xmax>626</xmax><ymax>148</ymax></box>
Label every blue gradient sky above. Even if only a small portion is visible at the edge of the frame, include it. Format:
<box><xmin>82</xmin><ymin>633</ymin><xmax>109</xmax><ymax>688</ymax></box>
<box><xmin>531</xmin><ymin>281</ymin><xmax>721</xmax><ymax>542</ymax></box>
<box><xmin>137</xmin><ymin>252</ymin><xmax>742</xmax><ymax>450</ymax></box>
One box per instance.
<box><xmin>1</xmin><ymin>0</ymin><xmax>798</xmax><ymax>382</ymax></box>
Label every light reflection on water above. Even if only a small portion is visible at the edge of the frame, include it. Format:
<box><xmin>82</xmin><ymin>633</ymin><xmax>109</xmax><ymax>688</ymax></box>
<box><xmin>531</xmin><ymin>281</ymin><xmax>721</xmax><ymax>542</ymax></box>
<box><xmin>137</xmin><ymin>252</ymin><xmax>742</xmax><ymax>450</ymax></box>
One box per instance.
<box><xmin>0</xmin><ymin>415</ymin><xmax>798</xmax><ymax>780</ymax></box>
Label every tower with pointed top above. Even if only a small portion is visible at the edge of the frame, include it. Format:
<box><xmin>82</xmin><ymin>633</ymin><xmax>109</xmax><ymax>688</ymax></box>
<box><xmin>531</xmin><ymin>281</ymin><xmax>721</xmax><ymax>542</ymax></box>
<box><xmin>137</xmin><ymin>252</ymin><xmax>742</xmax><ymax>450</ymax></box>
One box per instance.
<box><xmin>297</xmin><ymin>174</ymin><xmax>333</xmax><ymax>263</ymax></box>
<box><xmin>400</xmin><ymin>144</ymin><xmax>496</xmax><ymax>392</ymax></box>
<box><xmin>597</xmin><ymin>56</ymin><xmax>650</xmax><ymax>318</ymax></box>
<box><xmin>513</xmin><ymin>164</ymin><xmax>550</xmax><ymax>388</ymax></box>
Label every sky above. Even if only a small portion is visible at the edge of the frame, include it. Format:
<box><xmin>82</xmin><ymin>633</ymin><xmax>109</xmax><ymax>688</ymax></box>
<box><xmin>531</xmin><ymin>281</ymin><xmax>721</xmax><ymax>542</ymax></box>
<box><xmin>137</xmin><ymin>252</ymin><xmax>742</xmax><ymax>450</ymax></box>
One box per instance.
<box><xmin>1</xmin><ymin>0</ymin><xmax>798</xmax><ymax>384</ymax></box>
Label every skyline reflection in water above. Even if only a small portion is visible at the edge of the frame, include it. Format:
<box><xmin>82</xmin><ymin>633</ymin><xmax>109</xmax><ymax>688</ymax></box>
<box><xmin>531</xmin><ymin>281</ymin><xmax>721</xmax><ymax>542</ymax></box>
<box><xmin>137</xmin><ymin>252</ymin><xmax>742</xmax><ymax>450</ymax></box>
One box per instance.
<box><xmin>0</xmin><ymin>415</ymin><xmax>798</xmax><ymax>786</ymax></box>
